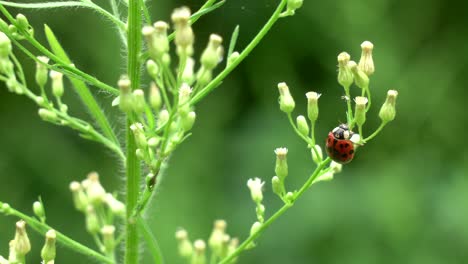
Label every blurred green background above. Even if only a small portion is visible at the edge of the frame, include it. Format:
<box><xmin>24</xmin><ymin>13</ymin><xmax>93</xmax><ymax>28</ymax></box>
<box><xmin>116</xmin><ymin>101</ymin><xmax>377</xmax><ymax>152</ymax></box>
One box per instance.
<box><xmin>1</xmin><ymin>0</ymin><xmax>468</xmax><ymax>263</ymax></box>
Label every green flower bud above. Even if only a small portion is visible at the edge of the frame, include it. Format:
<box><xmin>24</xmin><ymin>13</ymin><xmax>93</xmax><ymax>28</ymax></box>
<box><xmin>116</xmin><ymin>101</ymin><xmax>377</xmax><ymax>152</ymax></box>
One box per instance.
<box><xmin>285</xmin><ymin>191</ymin><xmax>294</xmax><ymax>204</ymax></box>
<box><xmin>358</xmin><ymin>41</ymin><xmax>375</xmax><ymax>76</ymax></box>
<box><xmin>0</xmin><ymin>18</ymin><xmax>8</xmax><ymax>32</ymax></box>
<box><xmin>33</xmin><ymin>200</ymin><xmax>45</xmax><ymax>221</ymax></box>
<box><xmin>153</xmin><ymin>21</ymin><xmax>170</xmax><ymax>59</ymax></box>
<box><xmin>191</xmin><ymin>239</ymin><xmax>206</xmax><ymax>264</ymax></box>
<box><xmin>132</xmin><ymin>89</ymin><xmax>146</xmax><ymax>113</ymax></box>
<box><xmin>208</xmin><ymin>220</ymin><xmax>227</xmax><ymax>256</ymax></box>
<box><xmin>50</xmin><ymin>70</ymin><xmax>64</xmax><ymax>98</ymax></box>
<box><xmin>200</xmin><ymin>34</ymin><xmax>223</xmax><ymax>70</ymax></box>
<box><xmin>69</xmin><ymin>181</ymin><xmax>88</xmax><ymax>212</ymax></box>
<box><xmin>41</xmin><ymin>230</ymin><xmax>56</xmax><ymax>262</ymax></box>
<box><xmin>85</xmin><ymin>206</ymin><xmax>100</xmax><ymax>234</ymax></box>
<box><xmin>277</xmin><ymin>82</ymin><xmax>295</xmax><ymax>114</ymax></box>
<box><xmin>35</xmin><ymin>56</ymin><xmax>50</xmax><ymax>87</ymax></box>
<box><xmin>38</xmin><ymin>108</ymin><xmax>58</xmax><ymax>122</ymax></box>
<box><xmin>148</xmin><ymin>137</ymin><xmax>161</xmax><ymax>147</ymax></box>
<box><xmin>172</xmin><ymin>7</ymin><xmax>194</xmax><ymax>56</ymax></box>
<box><xmin>315</xmin><ymin>171</ymin><xmax>334</xmax><ymax>182</ymax></box>
<box><xmin>250</xmin><ymin>221</ymin><xmax>262</xmax><ymax>236</ymax></box>
<box><xmin>176</xmin><ymin>229</ymin><xmax>193</xmax><ymax>259</ymax></box>
<box><xmin>101</xmin><ymin>225</ymin><xmax>116</xmax><ymax>254</ymax></box>
<box><xmin>337</xmin><ymin>52</ymin><xmax>353</xmax><ymax>88</ymax></box>
<box><xmin>86</xmin><ymin>172</ymin><xmax>106</xmax><ymax>205</ymax></box>
<box><xmin>182</xmin><ymin>57</ymin><xmax>195</xmax><ymax>84</ymax></box>
<box><xmin>149</xmin><ymin>82</ymin><xmax>162</xmax><ymax>111</ymax></box>
<box><xmin>349</xmin><ymin>60</ymin><xmax>369</xmax><ymax>89</ymax></box>
<box><xmin>158</xmin><ymin>109</ymin><xmax>169</xmax><ymax>126</ymax></box>
<box><xmin>354</xmin><ymin>96</ymin><xmax>368</xmax><ymax>126</ymax></box>
<box><xmin>0</xmin><ymin>32</ymin><xmax>12</xmax><ymax>58</ymax></box>
<box><xmin>196</xmin><ymin>67</ymin><xmax>212</xmax><ymax>87</ymax></box>
<box><xmin>256</xmin><ymin>204</ymin><xmax>265</xmax><ymax>222</ymax></box>
<box><xmin>16</xmin><ymin>14</ymin><xmax>30</xmax><ymax>30</ymax></box>
<box><xmin>287</xmin><ymin>0</ymin><xmax>303</xmax><ymax>13</ymax></box>
<box><xmin>311</xmin><ymin>145</ymin><xmax>323</xmax><ymax>164</ymax></box>
<box><xmin>130</xmin><ymin>123</ymin><xmax>148</xmax><ymax>149</ymax></box>
<box><xmin>1</xmin><ymin>203</ymin><xmax>11</xmax><ymax>214</ymax></box>
<box><xmin>118</xmin><ymin>76</ymin><xmax>133</xmax><ymax>112</ymax></box>
<box><xmin>306</xmin><ymin>91</ymin><xmax>320</xmax><ymax>122</ymax></box>
<box><xmin>296</xmin><ymin>115</ymin><xmax>309</xmax><ymax>137</ymax></box>
<box><xmin>271</xmin><ymin>176</ymin><xmax>283</xmax><ymax>196</ymax></box>
<box><xmin>379</xmin><ymin>90</ymin><xmax>398</xmax><ymax>123</ymax></box>
<box><xmin>247</xmin><ymin>178</ymin><xmax>264</xmax><ymax>204</ymax></box>
<box><xmin>146</xmin><ymin>59</ymin><xmax>159</xmax><ymax>79</ymax></box>
<box><xmin>182</xmin><ymin>111</ymin><xmax>196</xmax><ymax>132</ymax></box>
<box><xmin>178</xmin><ymin>83</ymin><xmax>192</xmax><ymax>116</ymax></box>
<box><xmin>274</xmin><ymin>147</ymin><xmax>288</xmax><ymax>181</ymax></box>
<box><xmin>14</xmin><ymin>220</ymin><xmax>31</xmax><ymax>257</ymax></box>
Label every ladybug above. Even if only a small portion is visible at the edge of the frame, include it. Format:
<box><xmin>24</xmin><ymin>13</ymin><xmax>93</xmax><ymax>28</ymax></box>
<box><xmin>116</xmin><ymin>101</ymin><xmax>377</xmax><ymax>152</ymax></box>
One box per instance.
<box><xmin>326</xmin><ymin>124</ymin><xmax>356</xmax><ymax>164</ymax></box>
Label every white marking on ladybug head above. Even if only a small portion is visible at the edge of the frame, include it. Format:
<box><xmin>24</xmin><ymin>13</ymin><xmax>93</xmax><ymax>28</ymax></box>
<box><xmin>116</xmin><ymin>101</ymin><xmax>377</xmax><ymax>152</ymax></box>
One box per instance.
<box><xmin>343</xmin><ymin>130</ymin><xmax>350</xmax><ymax>139</ymax></box>
<box><xmin>332</xmin><ymin>127</ymin><xmax>339</xmax><ymax>133</ymax></box>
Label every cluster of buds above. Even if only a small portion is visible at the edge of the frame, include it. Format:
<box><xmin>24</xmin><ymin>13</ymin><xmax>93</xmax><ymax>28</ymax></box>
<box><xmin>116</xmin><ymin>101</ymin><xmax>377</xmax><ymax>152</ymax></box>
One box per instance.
<box><xmin>176</xmin><ymin>220</ymin><xmax>239</xmax><ymax>263</ymax></box>
<box><xmin>69</xmin><ymin>172</ymin><xmax>122</xmax><ymax>254</ymax></box>
<box><xmin>271</xmin><ymin>148</ymin><xmax>295</xmax><ymax>203</ymax></box>
<box><xmin>0</xmin><ymin>31</ymin><xmax>22</xmax><ymax>94</ymax></box>
<box><xmin>0</xmin><ymin>14</ymin><xmax>34</xmax><ymax>42</ymax></box>
<box><xmin>0</xmin><ymin>220</ymin><xmax>56</xmax><ymax>263</ymax></box>
<box><xmin>281</xmin><ymin>0</ymin><xmax>304</xmax><ymax>17</ymax></box>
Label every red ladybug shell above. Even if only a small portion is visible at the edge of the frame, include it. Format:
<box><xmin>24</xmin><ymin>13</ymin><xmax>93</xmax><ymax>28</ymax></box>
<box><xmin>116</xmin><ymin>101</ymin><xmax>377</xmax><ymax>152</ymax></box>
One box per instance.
<box><xmin>326</xmin><ymin>125</ymin><xmax>355</xmax><ymax>164</ymax></box>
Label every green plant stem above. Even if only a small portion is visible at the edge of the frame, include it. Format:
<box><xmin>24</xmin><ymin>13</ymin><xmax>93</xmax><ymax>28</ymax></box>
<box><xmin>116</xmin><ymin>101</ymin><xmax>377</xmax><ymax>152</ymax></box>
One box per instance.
<box><xmin>0</xmin><ymin>5</ymin><xmax>119</xmax><ymax>95</ymax></box>
<box><xmin>364</xmin><ymin>122</ymin><xmax>386</xmax><ymax>142</ymax></box>
<box><xmin>344</xmin><ymin>85</ymin><xmax>353</xmax><ymax>125</ymax></box>
<box><xmin>365</xmin><ymin>86</ymin><xmax>372</xmax><ymax>112</ymax></box>
<box><xmin>137</xmin><ymin>215</ymin><xmax>164</xmax><ymax>264</ymax></box>
<box><xmin>0</xmin><ymin>1</ymin><xmax>126</xmax><ymax>29</ymax></box>
<box><xmin>190</xmin><ymin>0</ymin><xmax>288</xmax><ymax>105</ymax></box>
<box><xmin>125</xmin><ymin>0</ymin><xmax>143</xmax><ymax>263</ymax></box>
<box><xmin>218</xmin><ymin>158</ymin><xmax>331</xmax><ymax>264</ymax></box>
<box><xmin>287</xmin><ymin>114</ymin><xmax>322</xmax><ymax>163</ymax></box>
<box><xmin>0</xmin><ymin>202</ymin><xmax>113</xmax><ymax>263</ymax></box>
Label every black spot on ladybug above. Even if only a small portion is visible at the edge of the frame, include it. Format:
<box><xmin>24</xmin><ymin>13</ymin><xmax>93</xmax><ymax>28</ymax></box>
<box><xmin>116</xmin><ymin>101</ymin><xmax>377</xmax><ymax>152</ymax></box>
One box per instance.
<box><xmin>349</xmin><ymin>149</ymin><xmax>354</xmax><ymax>154</ymax></box>
<box><xmin>341</xmin><ymin>154</ymin><xmax>348</xmax><ymax>158</ymax></box>
<box><xmin>333</xmin><ymin>139</ymin><xmax>338</xmax><ymax>145</ymax></box>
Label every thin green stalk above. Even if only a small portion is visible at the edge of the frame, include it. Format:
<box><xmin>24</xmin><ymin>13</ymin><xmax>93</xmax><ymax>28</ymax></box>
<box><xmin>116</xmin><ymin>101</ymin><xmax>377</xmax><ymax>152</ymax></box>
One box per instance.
<box><xmin>0</xmin><ymin>202</ymin><xmax>113</xmax><ymax>263</ymax></box>
<box><xmin>287</xmin><ymin>114</ymin><xmax>321</xmax><ymax>163</ymax></box>
<box><xmin>137</xmin><ymin>215</ymin><xmax>164</xmax><ymax>264</ymax></box>
<box><xmin>365</xmin><ymin>86</ymin><xmax>372</xmax><ymax>112</ymax></box>
<box><xmin>344</xmin><ymin>86</ymin><xmax>353</xmax><ymax>125</ymax></box>
<box><xmin>0</xmin><ymin>5</ymin><xmax>119</xmax><ymax>95</ymax></box>
<box><xmin>109</xmin><ymin>0</ymin><xmax>128</xmax><ymax>46</ymax></box>
<box><xmin>364</xmin><ymin>122</ymin><xmax>386</xmax><ymax>142</ymax></box>
<box><xmin>0</xmin><ymin>1</ymin><xmax>125</xmax><ymax>29</ymax></box>
<box><xmin>217</xmin><ymin>158</ymin><xmax>331</xmax><ymax>264</ymax></box>
<box><xmin>190</xmin><ymin>0</ymin><xmax>288</xmax><ymax>105</ymax></box>
<box><xmin>125</xmin><ymin>0</ymin><xmax>143</xmax><ymax>263</ymax></box>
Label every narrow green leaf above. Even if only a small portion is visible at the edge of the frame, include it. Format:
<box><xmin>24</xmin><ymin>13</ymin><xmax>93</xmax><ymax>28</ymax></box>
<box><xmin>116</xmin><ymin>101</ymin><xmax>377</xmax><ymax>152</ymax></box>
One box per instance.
<box><xmin>190</xmin><ymin>0</ymin><xmax>226</xmax><ymax>24</ymax></box>
<box><xmin>227</xmin><ymin>25</ymin><xmax>240</xmax><ymax>59</ymax></box>
<box><xmin>44</xmin><ymin>24</ymin><xmax>121</xmax><ymax>149</ymax></box>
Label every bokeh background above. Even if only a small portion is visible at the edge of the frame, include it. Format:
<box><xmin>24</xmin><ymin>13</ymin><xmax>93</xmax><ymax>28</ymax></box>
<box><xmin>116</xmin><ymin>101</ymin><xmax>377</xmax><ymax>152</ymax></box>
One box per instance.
<box><xmin>1</xmin><ymin>0</ymin><xmax>468</xmax><ymax>263</ymax></box>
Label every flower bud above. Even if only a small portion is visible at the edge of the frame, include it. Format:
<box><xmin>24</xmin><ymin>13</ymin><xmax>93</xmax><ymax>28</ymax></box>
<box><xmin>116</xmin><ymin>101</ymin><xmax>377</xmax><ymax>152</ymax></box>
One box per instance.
<box><xmin>227</xmin><ymin>238</ymin><xmax>239</xmax><ymax>260</ymax></box>
<box><xmin>285</xmin><ymin>191</ymin><xmax>294</xmax><ymax>204</ymax></box>
<box><xmin>271</xmin><ymin>176</ymin><xmax>283</xmax><ymax>196</ymax></box>
<box><xmin>148</xmin><ymin>137</ymin><xmax>161</xmax><ymax>147</ymax></box>
<box><xmin>296</xmin><ymin>115</ymin><xmax>309</xmax><ymax>137</ymax></box>
<box><xmin>247</xmin><ymin>178</ymin><xmax>264</xmax><ymax>204</ymax></box>
<box><xmin>132</xmin><ymin>89</ymin><xmax>146</xmax><ymax>113</ymax></box>
<box><xmin>337</xmin><ymin>52</ymin><xmax>353</xmax><ymax>88</ymax></box>
<box><xmin>118</xmin><ymin>76</ymin><xmax>132</xmax><ymax>112</ymax></box>
<box><xmin>16</xmin><ymin>14</ymin><xmax>30</xmax><ymax>30</ymax></box>
<box><xmin>250</xmin><ymin>221</ymin><xmax>262</xmax><ymax>236</ymax></box>
<box><xmin>41</xmin><ymin>230</ymin><xmax>56</xmax><ymax>262</ymax></box>
<box><xmin>208</xmin><ymin>220</ymin><xmax>227</xmax><ymax>256</ymax></box>
<box><xmin>153</xmin><ymin>21</ymin><xmax>170</xmax><ymax>59</ymax></box>
<box><xmin>182</xmin><ymin>57</ymin><xmax>195</xmax><ymax>84</ymax></box>
<box><xmin>35</xmin><ymin>56</ymin><xmax>50</xmax><ymax>87</ymax></box>
<box><xmin>149</xmin><ymin>82</ymin><xmax>162</xmax><ymax>111</ymax></box>
<box><xmin>172</xmin><ymin>7</ymin><xmax>194</xmax><ymax>56</ymax></box>
<box><xmin>178</xmin><ymin>83</ymin><xmax>192</xmax><ymax>116</ymax></box>
<box><xmin>85</xmin><ymin>206</ymin><xmax>100</xmax><ymax>234</ymax></box>
<box><xmin>277</xmin><ymin>82</ymin><xmax>295</xmax><ymax>113</ymax></box>
<box><xmin>306</xmin><ymin>91</ymin><xmax>320</xmax><ymax>122</ymax></box>
<box><xmin>330</xmin><ymin>161</ymin><xmax>343</xmax><ymax>174</ymax></box>
<box><xmin>274</xmin><ymin>148</ymin><xmax>288</xmax><ymax>181</ymax></box>
<box><xmin>287</xmin><ymin>0</ymin><xmax>303</xmax><ymax>13</ymax></box>
<box><xmin>354</xmin><ymin>96</ymin><xmax>368</xmax><ymax>126</ymax></box>
<box><xmin>38</xmin><ymin>108</ymin><xmax>58</xmax><ymax>122</ymax></box>
<box><xmin>50</xmin><ymin>70</ymin><xmax>64</xmax><ymax>98</ymax></box>
<box><xmin>311</xmin><ymin>145</ymin><xmax>323</xmax><ymax>164</ymax></box>
<box><xmin>358</xmin><ymin>41</ymin><xmax>375</xmax><ymax>76</ymax></box>
<box><xmin>33</xmin><ymin>200</ymin><xmax>45</xmax><ymax>221</ymax></box>
<box><xmin>379</xmin><ymin>90</ymin><xmax>398</xmax><ymax>123</ymax></box>
<box><xmin>69</xmin><ymin>181</ymin><xmax>88</xmax><ymax>211</ymax></box>
<box><xmin>146</xmin><ymin>59</ymin><xmax>159</xmax><ymax>79</ymax></box>
<box><xmin>201</xmin><ymin>34</ymin><xmax>223</xmax><ymax>70</ymax></box>
<box><xmin>101</xmin><ymin>225</ymin><xmax>116</xmax><ymax>253</ymax></box>
<box><xmin>158</xmin><ymin>109</ymin><xmax>169</xmax><ymax>126</ymax></box>
<box><xmin>227</xmin><ymin>51</ymin><xmax>239</xmax><ymax>67</ymax></box>
<box><xmin>182</xmin><ymin>111</ymin><xmax>196</xmax><ymax>132</ymax></box>
<box><xmin>349</xmin><ymin>60</ymin><xmax>369</xmax><ymax>89</ymax></box>
<box><xmin>86</xmin><ymin>172</ymin><xmax>106</xmax><ymax>205</ymax></box>
<box><xmin>0</xmin><ymin>32</ymin><xmax>12</xmax><ymax>58</ymax></box>
<box><xmin>315</xmin><ymin>171</ymin><xmax>334</xmax><ymax>182</ymax></box>
<box><xmin>130</xmin><ymin>123</ymin><xmax>148</xmax><ymax>149</ymax></box>
<box><xmin>176</xmin><ymin>229</ymin><xmax>193</xmax><ymax>258</ymax></box>
<box><xmin>14</xmin><ymin>220</ymin><xmax>31</xmax><ymax>257</ymax></box>
<box><xmin>105</xmin><ymin>194</ymin><xmax>125</xmax><ymax>216</ymax></box>
<box><xmin>191</xmin><ymin>240</ymin><xmax>207</xmax><ymax>264</ymax></box>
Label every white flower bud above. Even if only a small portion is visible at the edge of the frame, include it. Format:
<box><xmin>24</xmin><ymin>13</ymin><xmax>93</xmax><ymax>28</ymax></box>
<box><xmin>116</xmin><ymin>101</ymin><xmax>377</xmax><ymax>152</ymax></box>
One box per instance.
<box><xmin>35</xmin><ymin>56</ymin><xmax>50</xmax><ymax>87</ymax></box>
<box><xmin>208</xmin><ymin>220</ymin><xmax>227</xmax><ymax>256</ymax></box>
<box><xmin>38</xmin><ymin>108</ymin><xmax>58</xmax><ymax>122</ymax></box>
<box><xmin>311</xmin><ymin>145</ymin><xmax>323</xmax><ymax>164</ymax></box>
<box><xmin>200</xmin><ymin>34</ymin><xmax>223</xmax><ymax>70</ymax></box>
<box><xmin>130</xmin><ymin>123</ymin><xmax>148</xmax><ymax>149</ymax></box>
<box><xmin>85</xmin><ymin>206</ymin><xmax>100</xmax><ymax>234</ymax></box>
<box><xmin>349</xmin><ymin>60</ymin><xmax>369</xmax><ymax>89</ymax></box>
<box><xmin>69</xmin><ymin>181</ymin><xmax>88</xmax><ymax>211</ymax></box>
<box><xmin>105</xmin><ymin>193</ymin><xmax>125</xmax><ymax>216</ymax></box>
<box><xmin>296</xmin><ymin>115</ymin><xmax>309</xmax><ymax>137</ymax></box>
<box><xmin>337</xmin><ymin>52</ymin><xmax>353</xmax><ymax>88</ymax></box>
<box><xmin>86</xmin><ymin>172</ymin><xmax>106</xmax><ymax>205</ymax></box>
<box><xmin>247</xmin><ymin>178</ymin><xmax>264</xmax><ymax>204</ymax></box>
<box><xmin>358</xmin><ymin>41</ymin><xmax>375</xmax><ymax>76</ymax></box>
<box><xmin>277</xmin><ymin>82</ymin><xmax>295</xmax><ymax>113</ymax></box>
<box><xmin>149</xmin><ymin>82</ymin><xmax>162</xmax><ymax>111</ymax></box>
<box><xmin>132</xmin><ymin>89</ymin><xmax>146</xmax><ymax>113</ymax></box>
<box><xmin>0</xmin><ymin>32</ymin><xmax>12</xmax><ymax>58</ymax></box>
<box><xmin>33</xmin><ymin>200</ymin><xmax>45</xmax><ymax>221</ymax></box>
<box><xmin>379</xmin><ymin>90</ymin><xmax>398</xmax><ymax>123</ymax></box>
<box><xmin>101</xmin><ymin>225</ymin><xmax>116</xmax><ymax>253</ymax></box>
<box><xmin>50</xmin><ymin>70</ymin><xmax>64</xmax><ymax>98</ymax></box>
<box><xmin>14</xmin><ymin>221</ymin><xmax>31</xmax><ymax>257</ymax></box>
<box><xmin>306</xmin><ymin>92</ymin><xmax>320</xmax><ymax>122</ymax></box>
<box><xmin>191</xmin><ymin>239</ymin><xmax>206</xmax><ymax>264</ymax></box>
<box><xmin>172</xmin><ymin>7</ymin><xmax>194</xmax><ymax>56</ymax></box>
<box><xmin>41</xmin><ymin>230</ymin><xmax>56</xmax><ymax>262</ymax></box>
<box><xmin>176</xmin><ymin>229</ymin><xmax>193</xmax><ymax>258</ymax></box>
<box><xmin>274</xmin><ymin>148</ymin><xmax>288</xmax><ymax>181</ymax></box>
<box><xmin>354</xmin><ymin>96</ymin><xmax>368</xmax><ymax>126</ymax></box>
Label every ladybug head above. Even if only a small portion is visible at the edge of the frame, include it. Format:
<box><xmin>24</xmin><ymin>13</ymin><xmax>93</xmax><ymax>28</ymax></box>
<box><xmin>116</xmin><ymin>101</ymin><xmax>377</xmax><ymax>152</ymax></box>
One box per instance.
<box><xmin>332</xmin><ymin>124</ymin><xmax>352</xmax><ymax>140</ymax></box>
